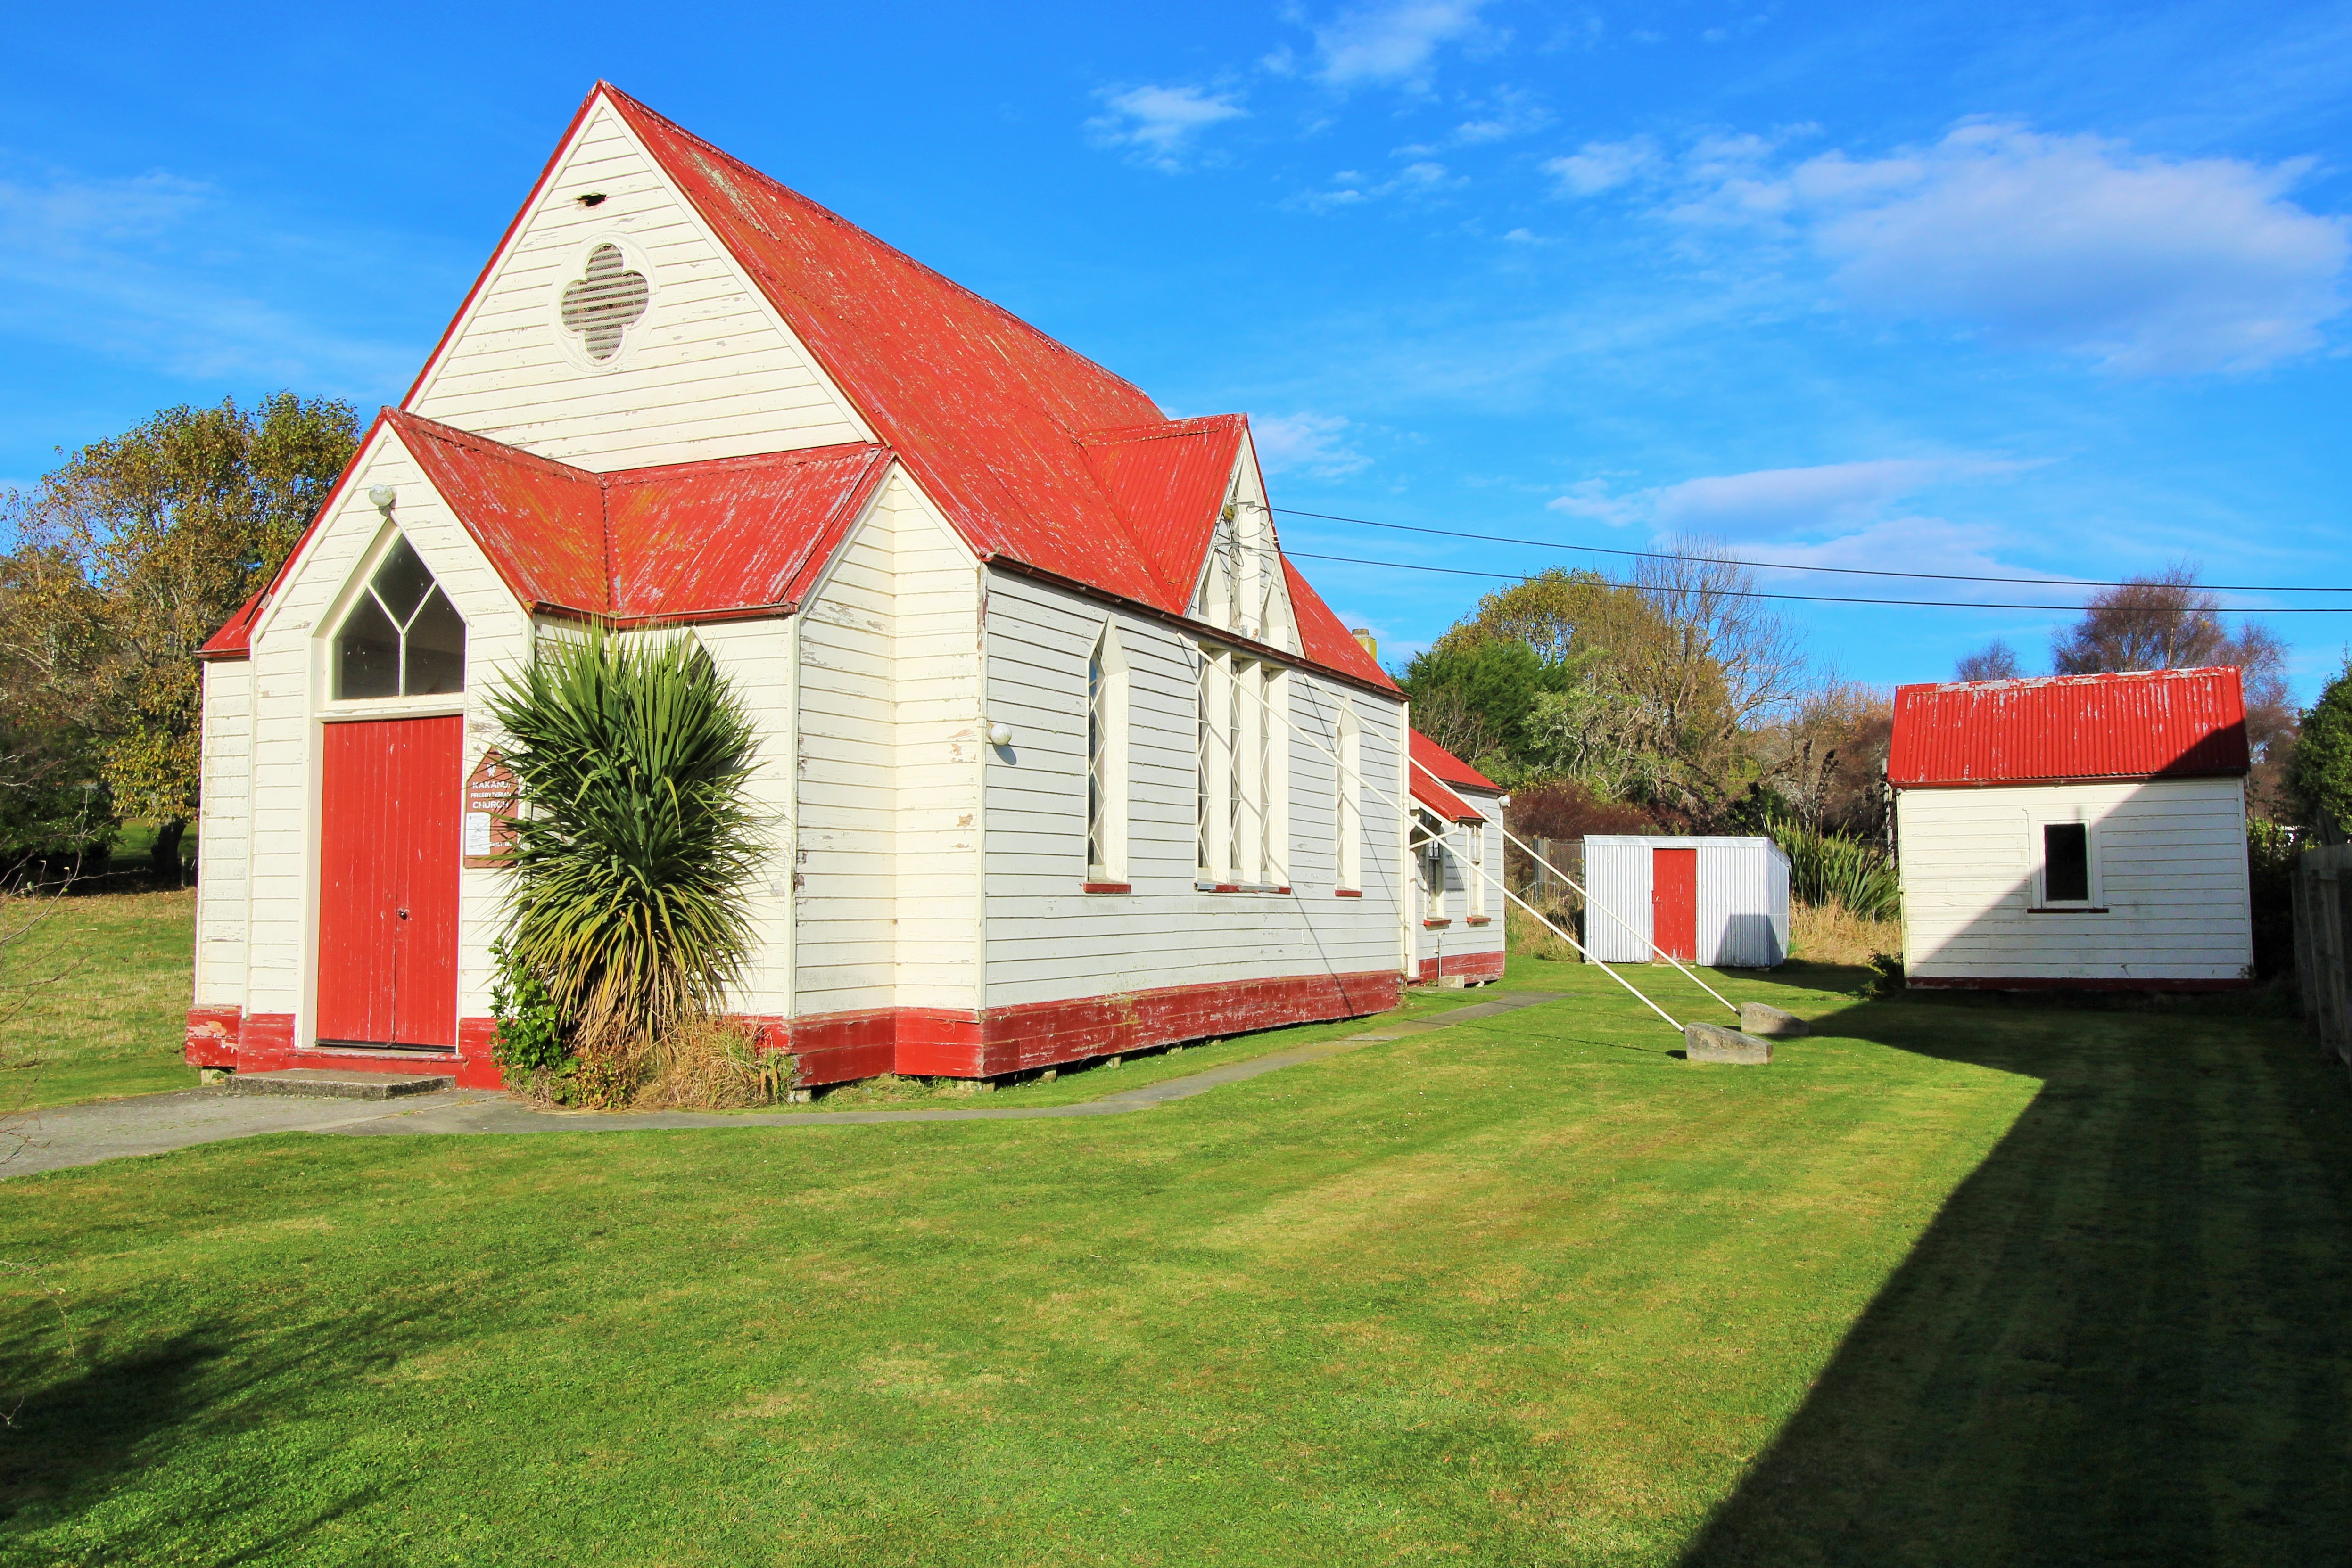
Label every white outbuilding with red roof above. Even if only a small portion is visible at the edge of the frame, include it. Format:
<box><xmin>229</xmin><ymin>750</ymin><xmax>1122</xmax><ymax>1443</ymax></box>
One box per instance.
<box><xmin>1888</xmin><ymin>666</ymin><xmax>2254</xmax><ymax>991</ymax></box>
<box><xmin>1408</xmin><ymin>731</ymin><xmax>1508</xmax><ymax>985</ymax></box>
<box><xmin>185</xmin><ymin>84</ymin><xmax>1419</xmax><ymax>1090</ymax></box>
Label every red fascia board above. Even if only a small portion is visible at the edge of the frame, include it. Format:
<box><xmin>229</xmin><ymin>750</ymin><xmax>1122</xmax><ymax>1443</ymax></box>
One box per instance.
<box><xmin>1889</xmin><ymin>666</ymin><xmax>2249</xmax><ymax>787</ymax></box>
<box><xmin>398</xmin><ymin>85</ymin><xmax>605</xmax><ymax>411</ymax></box>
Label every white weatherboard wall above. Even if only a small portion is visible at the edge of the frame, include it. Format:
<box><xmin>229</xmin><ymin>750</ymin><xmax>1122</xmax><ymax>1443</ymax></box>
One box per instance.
<box><xmin>1413</xmin><ymin>797</ymin><xmax>1506</xmax><ymax>974</ymax></box>
<box><xmin>1897</xmin><ymin>778</ymin><xmax>2252</xmax><ymax>984</ymax></box>
<box><xmin>1583</xmin><ymin>836</ymin><xmax>1790</xmax><ymax>968</ymax></box>
<box><xmin>233</xmin><ymin>427</ymin><xmax>538</xmax><ymax>1037</ymax></box>
<box><xmin>791</xmin><ymin>471</ymin><xmax>982</xmax><ymax>1020</ymax></box>
<box><xmin>407</xmin><ymin>97</ymin><xmax>870</xmax><ymax>473</ymax></box>
<box><xmin>980</xmin><ymin>567</ymin><xmax>1407</xmax><ymax>1009</ymax></box>
<box><xmin>194</xmin><ymin>660</ymin><xmax>254</xmax><ymax>1007</ymax></box>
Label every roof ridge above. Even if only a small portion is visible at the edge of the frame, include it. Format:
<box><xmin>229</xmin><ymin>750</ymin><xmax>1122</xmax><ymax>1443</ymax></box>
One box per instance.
<box><xmin>1078</xmin><ymin>413</ymin><xmax>1250</xmax><ymax>447</ymax></box>
<box><xmin>385</xmin><ymin>407</ymin><xmax>598</xmax><ymax>484</ymax></box>
<box><xmin>598</xmin><ymin>441</ymin><xmax>890</xmax><ymax>489</ymax></box>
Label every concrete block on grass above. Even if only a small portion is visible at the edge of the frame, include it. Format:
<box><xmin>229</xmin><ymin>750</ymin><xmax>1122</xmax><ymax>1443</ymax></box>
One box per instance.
<box><xmin>1685</xmin><ymin>1024</ymin><xmax>1773</xmax><ymax>1065</ymax></box>
<box><xmin>1739</xmin><ymin>1002</ymin><xmax>1808</xmax><ymax>1038</ymax></box>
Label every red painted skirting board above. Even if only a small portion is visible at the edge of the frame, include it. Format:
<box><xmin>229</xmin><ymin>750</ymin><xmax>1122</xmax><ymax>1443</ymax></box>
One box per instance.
<box><xmin>1416</xmin><ymin>950</ymin><xmax>1505</xmax><ymax>984</ymax></box>
<box><xmin>760</xmin><ymin>969</ymin><xmax>1403</xmax><ymax>1086</ymax></box>
<box><xmin>1906</xmin><ymin>975</ymin><xmax>2251</xmax><ymax>993</ymax></box>
<box><xmin>188</xmin><ymin>971</ymin><xmax>1407</xmax><ymax>1094</ymax></box>
<box><xmin>185</xmin><ymin>1009</ymin><xmax>505</xmax><ymax>1089</ymax></box>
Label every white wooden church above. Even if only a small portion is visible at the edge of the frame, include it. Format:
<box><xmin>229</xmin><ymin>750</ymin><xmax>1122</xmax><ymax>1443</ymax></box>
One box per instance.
<box><xmin>187</xmin><ymin>83</ymin><xmax>1494</xmax><ymax>1091</ymax></box>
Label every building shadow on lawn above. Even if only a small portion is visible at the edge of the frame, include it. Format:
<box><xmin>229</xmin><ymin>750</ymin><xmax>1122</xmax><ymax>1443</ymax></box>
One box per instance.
<box><xmin>0</xmin><ymin>1301</ymin><xmax>444</xmax><ymax>1560</ymax></box>
<box><xmin>1680</xmin><ymin>995</ymin><xmax>2352</xmax><ymax>1568</ymax></box>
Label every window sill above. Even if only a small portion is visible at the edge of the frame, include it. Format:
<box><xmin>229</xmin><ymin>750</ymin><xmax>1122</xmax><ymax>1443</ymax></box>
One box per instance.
<box><xmin>1422</xmin><ymin>918</ymin><xmax>1452</xmax><ymax>928</ymax></box>
<box><xmin>320</xmin><ymin>695</ymin><xmax>465</xmax><ymax>721</ymax></box>
<box><xmin>1334</xmin><ymin>888</ymin><xmax>1363</xmax><ymax>898</ymax></box>
<box><xmin>1082</xmin><ymin>882</ymin><xmax>1132</xmax><ymax>894</ymax></box>
<box><xmin>1194</xmin><ymin>882</ymin><xmax>1291</xmax><ymax>895</ymax></box>
<box><xmin>1465</xmin><ymin>916</ymin><xmax>1492</xmax><ymax>927</ymax></box>
<box><xmin>2028</xmin><ymin>905</ymin><xmax>2108</xmax><ymax>914</ymax></box>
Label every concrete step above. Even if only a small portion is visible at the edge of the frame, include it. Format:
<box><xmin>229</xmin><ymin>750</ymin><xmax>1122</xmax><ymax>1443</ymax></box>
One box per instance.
<box><xmin>223</xmin><ymin>1068</ymin><xmax>456</xmax><ymax>1100</ymax></box>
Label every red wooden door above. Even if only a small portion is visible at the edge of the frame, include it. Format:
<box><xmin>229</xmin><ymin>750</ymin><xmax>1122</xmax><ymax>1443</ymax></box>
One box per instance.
<box><xmin>317</xmin><ymin>717</ymin><xmax>462</xmax><ymax>1049</ymax></box>
<box><xmin>1652</xmin><ymin>847</ymin><xmax>1698</xmax><ymax>963</ymax></box>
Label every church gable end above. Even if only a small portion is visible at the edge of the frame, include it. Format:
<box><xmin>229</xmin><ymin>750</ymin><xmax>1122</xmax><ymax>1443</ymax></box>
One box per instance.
<box><xmin>406</xmin><ymin>94</ymin><xmax>870</xmax><ymax>473</ymax></box>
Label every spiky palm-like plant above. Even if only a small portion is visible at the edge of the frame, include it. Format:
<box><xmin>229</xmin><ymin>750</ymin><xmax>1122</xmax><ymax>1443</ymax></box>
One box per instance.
<box><xmin>486</xmin><ymin>632</ymin><xmax>765</xmax><ymax>1070</ymax></box>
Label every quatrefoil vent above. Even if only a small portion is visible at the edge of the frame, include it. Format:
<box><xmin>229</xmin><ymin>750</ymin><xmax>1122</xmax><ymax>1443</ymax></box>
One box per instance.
<box><xmin>559</xmin><ymin>243</ymin><xmax>649</xmax><ymax>362</ymax></box>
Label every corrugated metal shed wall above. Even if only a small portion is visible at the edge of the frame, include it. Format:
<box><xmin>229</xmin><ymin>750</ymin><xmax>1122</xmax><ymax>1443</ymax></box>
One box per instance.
<box><xmin>1582</xmin><ymin>837</ymin><xmax>1788</xmax><ymax>967</ymax></box>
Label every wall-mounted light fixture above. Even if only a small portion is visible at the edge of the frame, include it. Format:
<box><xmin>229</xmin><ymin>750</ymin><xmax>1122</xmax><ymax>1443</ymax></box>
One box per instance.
<box><xmin>368</xmin><ymin>484</ymin><xmax>396</xmax><ymax>516</ymax></box>
<box><xmin>986</xmin><ymin>721</ymin><xmax>1014</xmax><ymax>748</ymax></box>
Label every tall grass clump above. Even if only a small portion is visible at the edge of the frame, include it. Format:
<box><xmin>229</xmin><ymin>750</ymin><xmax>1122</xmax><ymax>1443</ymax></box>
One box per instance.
<box><xmin>1767</xmin><ymin>815</ymin><xmax>1900</xmax><ymax>921</ymax></box>
<box><xmin>486</xmin><ymin>631</ymin><xmax>765</xmax><ymax>1103</ymax></box>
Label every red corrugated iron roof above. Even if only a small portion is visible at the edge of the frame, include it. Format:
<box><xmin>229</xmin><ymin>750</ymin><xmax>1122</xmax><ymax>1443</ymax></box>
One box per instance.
<box><xmin>1410</xmin><ymin>767</ymin><xmax>1482</xmax><ymax>823</ymax></box>
<box><xmin>1078</xmin><ymin>416</ymin><xmax>1247</xmax><ymax>607</ymax></box>
<box><xmin>1411</xmin><ymin>729</ymin><xmax>1500</xmax><ymax>795</ymax></box>
<box><xmin>1889</xmin><ymin>666</ymin><xmax>2249</xmax><ymax>787</ymax></box>
<box><xmin>392</xmin><ymin>410</ymin><xmax>891</xmax><ymax>621</ymax></box>
<box><xmin>1282</xmin><ymin>558</ymin><xmax>1398</xmax><ymax>693</ymax></box>
<box><xmin>604</xmin><ymin>88</ymin><xmax>1205</xmax><ymax>613</ymax></box>
<box><xmin>198</xmin><ymin>587</ymin><xmax>269</xmax><ymax>660</ymax></box>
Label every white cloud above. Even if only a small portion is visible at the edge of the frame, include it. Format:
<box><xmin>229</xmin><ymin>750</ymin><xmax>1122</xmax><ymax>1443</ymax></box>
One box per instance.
<box><xmin>0</xmin><ymin>162</ymin><xmax>420</xmax><ymax>394</ymax></box>
<box><xmin>1543</xmin><ymin>137</ymin><xmax>1661</xmax><ymax>196</ymax></box>
<box><xmin>1253</xmin><ymin>412</ymin><xmax>1371</xmax><ymax>477</ymax></box>
<box><xmin>1650</xmin><ymin>121</ymin><xmax>2351</xmax><ymax>374</ymax></box>
<box><xmin>1294</xmin><ymin>158</ymin><xmax>1464</xmax><ymax>212</ymax></box>
<box><xmin>1312</xmin><ymin>0</ymin><xmax>1490</xmax><ymax>88</ymax></box>
<box><xmin>1087</xmin><ymin>85</ymin><xmax>1247</xmax><ymax>171</ymax></box>
<box><xmin>1549</xmin><ymin>456</ymin><xmax>2028</xmax><ymax>536</ymax></box>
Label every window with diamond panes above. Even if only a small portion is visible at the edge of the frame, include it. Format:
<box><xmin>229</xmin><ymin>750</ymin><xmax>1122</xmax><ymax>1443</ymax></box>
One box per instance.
<box><xmin>1085</xmin><ymin>629</ymin><xmax>1128</xmax><ymax>883</ymax></box>
<box><xmin>335</xmin><ymin>536</ymin><xmax>466</xmax><ymax>699</ymax></box>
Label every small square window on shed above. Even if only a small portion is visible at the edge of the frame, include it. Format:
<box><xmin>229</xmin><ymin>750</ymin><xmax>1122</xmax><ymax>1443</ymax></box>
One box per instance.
<box><xmin>2041</xmin><ymin>822</ymin><xmax>2091</xmax><ymax>904</ymax></box>
<box><xmin>335</xmin><ymin>536</ymin><xmax>466</xmax><ymax>700</ymax></box>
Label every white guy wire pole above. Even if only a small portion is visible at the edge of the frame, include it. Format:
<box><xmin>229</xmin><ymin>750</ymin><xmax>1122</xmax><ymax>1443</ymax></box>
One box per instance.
<box><xmin>1485</xmin><ymin>819</ymin><xmax>1741</xmax><ymax>1018</ymax></box>
<box><xmin>1250</xmin><ymin>674</ymin><xmax>1690</xmax><ymax>1033</ymax></box>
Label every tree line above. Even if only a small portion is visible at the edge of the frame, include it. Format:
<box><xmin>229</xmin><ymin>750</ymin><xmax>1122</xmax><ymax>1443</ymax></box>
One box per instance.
<box><xmin>0</xmin><ymin>394</ymin><xmax>359</xmax><ymax>879</ymax></box>
<box><xmin>1400</xmin><ymin>548</ymin><xmax>2312</xmax><ymax>876</ymax></box>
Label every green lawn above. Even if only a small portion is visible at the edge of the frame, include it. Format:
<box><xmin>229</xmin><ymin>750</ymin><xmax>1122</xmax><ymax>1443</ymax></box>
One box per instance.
<box><xmin>3</xmin><ymin>952</ymin><xmax>2349</xmax><ymax>1565</ymax></box>
<box><xmin>0</xmin><ymin>888</ymin><xmax>195</xmax><ymax>1109</ymax></box>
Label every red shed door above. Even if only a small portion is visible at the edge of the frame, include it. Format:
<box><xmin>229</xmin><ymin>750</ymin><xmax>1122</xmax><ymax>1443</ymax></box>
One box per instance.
<box><xmin>316</xmin><ymin>717</ymin><xmax>462</xmax><ymax>1049</ymax></box>
<box><xmin>1651</xmin><ymin>847</ymin><xmax>1698</xmax><ymax>963</ymax></box>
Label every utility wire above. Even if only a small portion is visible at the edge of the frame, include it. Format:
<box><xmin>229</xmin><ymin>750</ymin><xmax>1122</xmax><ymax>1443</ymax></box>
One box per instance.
<box><xmin>1282</xmin><ymin>550</ymin><xmax>2350</xmax><ymax>614</ymax></box>
<box><xmin>1273</xmin><ymin>507</ymin><xmax>2342</xmax><ymax>596</ymax></box>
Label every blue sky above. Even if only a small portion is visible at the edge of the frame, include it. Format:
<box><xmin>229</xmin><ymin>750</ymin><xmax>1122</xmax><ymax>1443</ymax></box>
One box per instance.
<box><xmin>6</xmin><ymin>0</ymin><xmax>2349</xmax><ymax>696</ymax></box>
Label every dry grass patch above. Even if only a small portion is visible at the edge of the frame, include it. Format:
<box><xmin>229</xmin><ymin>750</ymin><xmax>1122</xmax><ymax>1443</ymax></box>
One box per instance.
<box><xmin>1791</xmin><ymin>899</ymin><xmax>1901</xmax><ymax>966</ymax></box>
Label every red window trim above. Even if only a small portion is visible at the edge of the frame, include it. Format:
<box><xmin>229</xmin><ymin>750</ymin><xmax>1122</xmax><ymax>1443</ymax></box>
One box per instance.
<box><xmin>1082</xmin><ymin>882</ymin><xmax>1132</xmax><ymax>894</ymax></box>
<box><xmin>1334</xmin><ymin>888</ymin><xmax>1363</xmax><ymax>898</ymax></box>
<box><xmin>1464</xmin><ymin>916</ymin><xmax>1492</xmax><ymax>926</ymax></box>
<box><xmin>1422</xmin><ymin>918</ymin><xmax>1452</xmax><ymax>928</ymax></box>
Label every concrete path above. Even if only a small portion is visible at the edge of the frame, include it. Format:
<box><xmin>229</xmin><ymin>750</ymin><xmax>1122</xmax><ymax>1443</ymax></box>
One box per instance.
<box><xmin>3</xmin><ymin>990</ymin><xmax>1561</xmax><ymax>1179</ymax></box>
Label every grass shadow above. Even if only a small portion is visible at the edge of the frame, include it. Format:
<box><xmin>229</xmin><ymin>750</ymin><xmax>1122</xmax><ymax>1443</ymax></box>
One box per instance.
<box><xmin>0</xmin><ymin>1295</ymin><xmax>453</xmax><ymax>1564</ymax></box>
<box><xmin>1678</xmin><ymin>996</ymin><xmax>2352</xmax><ymax>1566</ymax></box>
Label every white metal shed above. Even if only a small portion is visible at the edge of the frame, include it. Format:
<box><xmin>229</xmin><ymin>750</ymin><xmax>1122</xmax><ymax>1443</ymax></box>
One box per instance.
<box><xmin>1582</xmin><ymin>836</ymin><xmax>1791</xmax><ymax>968</ymax></box>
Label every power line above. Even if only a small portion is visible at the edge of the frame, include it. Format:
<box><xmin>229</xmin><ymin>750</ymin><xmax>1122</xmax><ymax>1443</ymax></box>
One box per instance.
<box><xmin>1273</xmin><ymin>507</ymin><xmax>2343</xmax><ymax>596</ymax></box>
<box><xmin>1282</xmin><ymin>550</ymin><xmax>2352</xmax><ymax>614</ymax></box>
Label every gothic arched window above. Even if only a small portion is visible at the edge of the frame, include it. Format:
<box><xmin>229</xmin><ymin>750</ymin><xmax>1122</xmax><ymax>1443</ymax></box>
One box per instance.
<box><xmin>334</xmin><ymin>536</ymin><xmax>466</xmax><ymax>699</ymax></box>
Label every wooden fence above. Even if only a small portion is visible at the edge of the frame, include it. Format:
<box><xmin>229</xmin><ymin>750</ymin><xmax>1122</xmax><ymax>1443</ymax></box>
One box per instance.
<box><xmin>2293</xmin><ymin>844</ymin><xmax>2352</xmax><ymax>1071</ymax></box>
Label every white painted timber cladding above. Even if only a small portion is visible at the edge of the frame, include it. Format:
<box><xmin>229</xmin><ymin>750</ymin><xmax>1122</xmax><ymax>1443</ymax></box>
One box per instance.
<box><xmin>407</xmin><ymin>99</ymin><xmax>870</xmax><ymax>472</ymax></box>
<box><xmin>239</xmin><ymin>427</ymin><xmax>537</xmax><ymax>1036</ymax></box>
<box><xmin>1897</xmin><ymin>778</ymin><xmax>2252</xmax><ymax>982</ymax></box>
<box><xmin>1582</xmin><ymin>836</ymin><xmax>1791</xmax><ymax>968</ymax></box>
<box><xmin>194</xmin><ymin>659</ymin><xmax>254</xmax><ymax>1005</ymax></box>
<box><xmin>979</xmin><ymin>567</ymin><xmax>1407</xmax><ymax>1009</ymax></box>
<box><xmin>674</xmin><ymin>618</ymin><xmax>795</xmax><ymax>1017</ymax></box>
<box><xmin>1413</xmin><ymin>795</ymin><xmax>1506</xmax><ymax>970</ymax></box>
<box><xmin>792</xmin><ymin>470</ymin><xmax>982</xmax><ymax>1017</ymax></box>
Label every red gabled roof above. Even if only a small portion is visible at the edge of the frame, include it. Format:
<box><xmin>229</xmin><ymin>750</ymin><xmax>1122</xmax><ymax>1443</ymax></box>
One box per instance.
<box><xmin>1889</xmin><ymin>666</ymin><xmax>2249</xmax><ymax>788</ymax></box>
<box><xmin>198</xmin><ymin>587</ymin><xmax>269</xmax><ymax>660</ymax></box>
<box><xmin>1411</xmin><ymin>729</ymin><xmax>1500</xmax><ymax>795</ymax></box>
<box><xmin>389</xmin><ymin>410</ymin><xmax>891</xmax><ymax>621</ymax></box>
<box><xmin>1410</xmin><ymin>769</ymin><xmax>1482</xmax><ymax>823</ymax></box>
<box><xmin>602</xmin><ymin>88</ymin><xmax>1204</xmax><ymax>612</ymax></box>
<box><xmin>1078</xmin><ymin>416</ymin><xmax>1247</xmax><ymax>607</ymax></box>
